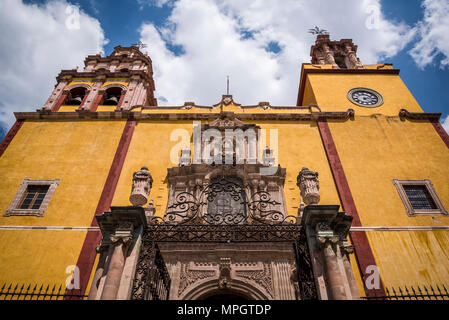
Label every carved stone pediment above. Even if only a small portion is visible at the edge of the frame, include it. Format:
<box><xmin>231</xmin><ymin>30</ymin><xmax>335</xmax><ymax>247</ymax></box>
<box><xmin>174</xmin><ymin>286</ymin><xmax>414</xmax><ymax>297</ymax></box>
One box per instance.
<box><xmin>213</xmin><ymin>94</ymin><xmax>242</xmax><ymax>108</ymax></box>
<box><xmin>208</xmin><ymin>111</ymin><xmax>246</xmax><ymax>129</ymax></box>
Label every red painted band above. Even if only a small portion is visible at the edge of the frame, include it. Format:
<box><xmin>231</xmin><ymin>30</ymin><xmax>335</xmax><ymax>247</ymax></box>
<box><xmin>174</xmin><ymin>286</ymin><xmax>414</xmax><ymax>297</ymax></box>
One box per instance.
<box><xmin>90</xmin><ymin>93</ymin><xmax>104</xmax><ymax>112</ymax></box>
<box><xmin>431</xmin><ymin>120</ymin><xmax>449</xmax><ymax>149</ymax></box>
<box><xmin>67</xmin><ymin>119</ymin><xmax>136</xmax><ymax>298</ymax></box>
<box><xmin>0</xmin><ymin>120</ymin><xmax>24</xmax><ymax>158</ymax></box>
<box><xmin>317</xmin><ymin>119</ymin><xmax>385</xmax><ymax>297</ymax></box>
<box><xmin>51</xmin><ymin>92</ymin><xmax>68</xmax><ymax>112</ymax></box>
<box><xmin>116</xmin><ymin>91</ymin><xmax>126</xmax><ymax>111</ymax></box>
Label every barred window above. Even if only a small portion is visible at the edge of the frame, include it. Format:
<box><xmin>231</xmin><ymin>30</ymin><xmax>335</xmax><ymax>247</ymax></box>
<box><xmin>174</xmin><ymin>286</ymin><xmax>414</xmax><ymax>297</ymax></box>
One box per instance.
<box><xmin>393</xmin><ymin>179</ymin><xmax>448</xmax><ymax>217</ymax></box>
<box><xmin>19</xmin><ymin>185</ymin><xmax>50</xmax><ymax>210</ymax></box>
<box><xmin>4</xmin><ymin>179</ymin><xmax>60</xmax><ymax>217</ymax></box>
<box><xmin>402</xmin><ymin>185</ymin><xmax>437</xmax><ymax>210</ymax></box>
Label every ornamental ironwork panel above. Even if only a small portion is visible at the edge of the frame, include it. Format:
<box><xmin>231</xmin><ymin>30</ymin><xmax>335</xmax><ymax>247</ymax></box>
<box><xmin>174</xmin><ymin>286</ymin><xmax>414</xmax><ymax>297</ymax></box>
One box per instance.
<box><xmin>144</xmin><ymin>224</ymin><xmax>302</xmax><ymax>243</ymax></box>
<box><xmin>131</xmin><ymin>242</ymin><xmax>171</xmax><ymax>300</ymax></box>
<box><xmin>152</xmin><ymin>176</ymin><xmax>296</xmax><ymax>225</ymax></box>
<box><xmin>293</xmin><ymin>229</ymin><xmax>318</xmax><ymax>300</ymax></box>
<box><xmin>131</xmin><ymin>176</ymin><xmax>318</xmax><ymax>300</ymax></box>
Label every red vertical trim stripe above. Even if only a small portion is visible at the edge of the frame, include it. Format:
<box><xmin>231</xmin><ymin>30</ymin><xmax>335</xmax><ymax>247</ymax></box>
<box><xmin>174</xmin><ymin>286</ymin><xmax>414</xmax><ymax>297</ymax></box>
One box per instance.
<box><xmin>68</xmin><ymin>119</ymin><xmax>136</xmax><ymax>297</ymax></box>
<box><xmin>431</xmin><ymin>120</ymin><xmax>449</xmax><ymax>149</ymax></box>
<box><xmin>51</xmin><ymin>92</ymin><xmax>68</xmax><ymax>112</ymax></box>
<box><xmin>115</xmin><ymin>91</ymin><xmax>126</xmax><ymax>111</ymax></box>
<box><xmin>90</xmin><ymin>93</ymin><xmax>104</xmax><ymax>112</ymax></box>
<box><xmin>0</xmin><ymin>120</ymin><xmax>24</xmax><ymax>158</ymax></box>
<box><xmin>316</xmin><ymin>119</ymin><xmax>385</xmax><ymax>297</ymax></box>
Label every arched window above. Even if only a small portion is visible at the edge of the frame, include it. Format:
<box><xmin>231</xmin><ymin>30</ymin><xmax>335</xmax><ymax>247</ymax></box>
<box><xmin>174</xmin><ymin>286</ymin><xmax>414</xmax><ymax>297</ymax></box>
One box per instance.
<box><xmin>67</xmin><ymin>87</ymin><xmax>87</xmax><ymax>105</ymax></box>
<box><xmin>206</xmin><ymin>177</ymin><xmax>246</xmax><ymax>224</ymax></box>
<box><xmin>103</xmin><ymin>87</ymin><xmax>123</xmax><ymax>106</ymax></box>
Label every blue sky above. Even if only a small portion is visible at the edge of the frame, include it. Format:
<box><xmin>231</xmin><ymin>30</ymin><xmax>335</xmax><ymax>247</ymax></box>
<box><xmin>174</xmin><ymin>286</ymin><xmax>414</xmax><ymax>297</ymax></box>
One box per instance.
<box><xmin>1</xmin><ymin>0</ymin><xmax>448</xmax><ymax>140</ymax></box>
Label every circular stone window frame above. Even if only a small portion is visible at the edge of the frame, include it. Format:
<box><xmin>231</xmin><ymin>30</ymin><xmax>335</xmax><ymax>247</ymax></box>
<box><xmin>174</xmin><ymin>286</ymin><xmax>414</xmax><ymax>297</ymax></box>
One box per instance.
<box><xmin>347</xmin><ymin>87</ymin><xmax>384</xmax><ymax>108</ymax></box>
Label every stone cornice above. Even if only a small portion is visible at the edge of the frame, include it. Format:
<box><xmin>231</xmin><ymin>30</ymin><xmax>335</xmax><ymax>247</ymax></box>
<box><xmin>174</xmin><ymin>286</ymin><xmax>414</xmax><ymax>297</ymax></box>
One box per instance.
<box><xmin>15</xmin><ymin>108</ymin><xmax>355</xmax><ymax>121</ymax></box>
<box><xmin>55</xmin><ymin>69</ymin><xmax>154</xmax><ymax>89</ymax></box>
<box><xmin>399</xmin><ymin>108</ymin><xmax>441</xmax><ymax>121</ymax></box>
<box><xmin>84</xmin><ymin>45</ymin><xmax>152</xmax><ymax>66</ymax></box>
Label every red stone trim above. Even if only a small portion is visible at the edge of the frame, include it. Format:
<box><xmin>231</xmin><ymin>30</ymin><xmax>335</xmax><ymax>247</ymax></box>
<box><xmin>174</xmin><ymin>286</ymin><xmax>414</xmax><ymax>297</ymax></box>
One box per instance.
<box><xmin>0</xmin><ymin>120</ymin><xmax>24</xmax><ymax>158</ymax></box>
<box><xmin>296</xmin><ymin>67</ymin><xmax>400</xmax><ymax>106</ymax></box>
<box><xmin>316</xmin><ymin>119</ymin><xmax>385</xmax><ymax>297</ymax></box>
<box><xmin>51</xmin><ymin>92</ymin><xmax>68</xmax><ymax>112</ymax></box>
<box><xmin>431</xmin><ymin>120</ymin><xmax>449</xmax><ymax>149</ymax></box>
<box><xmin>89</xmin><ymin>92</ymin><xmax>104</xmax><ymax>112</ymax></box>
<box><xmin>115</xmin><ymin>91</ymin><xmax>126</xmax><ymax>111</ymax></box>
<box><xmin>77</xmin><ymin>92</ymin><xmax>90</xmax><ymax>111</ymax></box>
<box><xmin>67</xmin><ymin>119</ymin><xmax>136</xmax><ymax>298</ymax></box>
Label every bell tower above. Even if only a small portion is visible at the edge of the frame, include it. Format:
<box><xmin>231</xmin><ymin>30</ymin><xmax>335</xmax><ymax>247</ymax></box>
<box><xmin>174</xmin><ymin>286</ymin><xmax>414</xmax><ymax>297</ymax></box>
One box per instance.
<box><xmin>310</xmin><ymin>34</ymin><xmax>363</xmax><ymax>69</ymax></box>
<box><xmin>41</xmin><ymin>45</ymin><xmax>157</xmax><ymax>112</ymax></box>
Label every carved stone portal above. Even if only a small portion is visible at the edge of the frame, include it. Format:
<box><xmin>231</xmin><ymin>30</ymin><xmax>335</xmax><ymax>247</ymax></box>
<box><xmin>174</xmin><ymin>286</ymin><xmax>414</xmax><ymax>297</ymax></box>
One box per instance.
<box><xmin>160</xmin><ymin>242</ymin><xmax>297</xmax><ymax>300</ymax></box>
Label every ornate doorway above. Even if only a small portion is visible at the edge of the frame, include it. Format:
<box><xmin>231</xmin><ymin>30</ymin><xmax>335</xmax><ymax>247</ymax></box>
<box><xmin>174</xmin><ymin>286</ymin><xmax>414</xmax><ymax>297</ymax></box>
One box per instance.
<box><xmin>130</xmin><ymin>176</ymin><xmax>317</xmax><ymax>300</ymax></box>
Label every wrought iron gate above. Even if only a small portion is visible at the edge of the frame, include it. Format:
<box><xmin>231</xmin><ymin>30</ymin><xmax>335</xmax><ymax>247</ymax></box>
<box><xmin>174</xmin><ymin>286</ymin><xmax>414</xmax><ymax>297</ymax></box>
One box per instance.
<box><xmin>131</xmin><ymin>177</ymin><xmax>318</xmax><ymax>300</ymax></box>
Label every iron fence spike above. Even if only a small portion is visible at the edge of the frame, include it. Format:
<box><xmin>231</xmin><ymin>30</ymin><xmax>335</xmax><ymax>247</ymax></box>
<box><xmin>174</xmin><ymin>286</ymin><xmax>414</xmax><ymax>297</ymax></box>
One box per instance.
<box><xmin>443</xmin><ymin>284</ymin><xmax>448</xmax><ymax>294</ymax></box>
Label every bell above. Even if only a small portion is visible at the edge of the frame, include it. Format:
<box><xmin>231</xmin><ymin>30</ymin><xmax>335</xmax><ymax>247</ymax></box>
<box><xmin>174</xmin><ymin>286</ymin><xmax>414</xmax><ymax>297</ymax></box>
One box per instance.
<box><xmin>68</xmin><ymin>95</ymin><xmax>83</xmax><ymax>105</ymax></box>
<box><xmin>104</xmin><ymin>95</ymin><xmax>119</xmax><ymax>105</ymax></box>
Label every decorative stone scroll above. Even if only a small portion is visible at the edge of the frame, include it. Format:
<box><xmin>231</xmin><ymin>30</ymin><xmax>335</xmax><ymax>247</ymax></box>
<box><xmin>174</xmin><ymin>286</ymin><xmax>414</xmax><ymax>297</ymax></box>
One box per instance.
<box><xmin>130</xmin><ymin>166</ymin><xmax>153</xmax><ymax>206</ymax></box>
<box><xmin>297</xmin><ymin>167</ymin><xmax>320</xmax><ymax>205</ymax></box>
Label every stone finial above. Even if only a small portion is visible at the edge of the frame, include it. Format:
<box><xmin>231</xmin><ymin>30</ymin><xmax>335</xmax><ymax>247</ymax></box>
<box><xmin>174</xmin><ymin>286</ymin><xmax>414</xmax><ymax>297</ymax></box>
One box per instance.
<box><xmin>130</xmin><ymin>166</ymin><xmax>153</xmax><ymax>206</ymax></box>
<box><xmin>297</xmin><ymin>167</ymin><xmax>320</xmax><ymax>205</ymax></box>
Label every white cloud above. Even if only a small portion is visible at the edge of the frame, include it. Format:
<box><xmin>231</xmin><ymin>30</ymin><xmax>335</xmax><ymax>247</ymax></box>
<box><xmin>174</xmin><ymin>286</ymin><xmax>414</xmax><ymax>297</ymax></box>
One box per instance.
<box><xmin>139</xmin><ymin>0</ymin><xmax>415</xmax><ymax>107</ymax></box>
<box><xmin>442</xmin><ymin>114</ymin><xmax>449</xmax><ymax>134</ymax></box>
<box><xmin>0</xmin><ymin>0</ymin><xmax>107</xmax><ymax>131</ymax></box>
<box><xmin>409</xmin><ymin>0</ymin><xmax>449</xmax><ymax>69</ymax></box>
<box><xmin>137</xmin><ymin>0</ymin><xmax>171</xmax><ymax>10</ymax></box>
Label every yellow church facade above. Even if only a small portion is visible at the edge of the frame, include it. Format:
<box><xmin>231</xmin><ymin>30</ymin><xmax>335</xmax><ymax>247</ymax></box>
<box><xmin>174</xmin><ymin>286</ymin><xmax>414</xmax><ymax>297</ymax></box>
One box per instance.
<box><xmin>0</xmin><ymin>34</ymin><xmax>448</xmax><ymax>300</ymax></box>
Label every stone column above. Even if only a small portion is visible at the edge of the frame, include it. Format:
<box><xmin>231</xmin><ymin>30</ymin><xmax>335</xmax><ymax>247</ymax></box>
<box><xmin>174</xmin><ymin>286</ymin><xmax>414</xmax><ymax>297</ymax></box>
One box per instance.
<box><xmin>87</xmin><ymin>245</ymin><xmax>109</xmax><ymax>300</ymax></box>
<box><xmin>320</xmin><ymin>238</ymin><xmax>347</xmax><ymax>300</ymax></box>
<box><xmin>301</xmin><ymin>204</ymin><xmax>357</xmax><ymax>300</ymax></box>
<box><xmin>322</xmin><ymin>44</ymin><xmax>339</xmax><ymax>69</ymax></box>
<box><xmin>100</xmin><ymin>231</ymin><xmax>131</xmax><ymax>300</ymax></box>
<box><xmin>341</xmin><ymin>242</ymin><xmax>360</xmax><ymax>299</ymax></box>
<box><xmin>94</xmin><ymin>206</ymin><xmax>148</xmax><ymax>300</ymax></box>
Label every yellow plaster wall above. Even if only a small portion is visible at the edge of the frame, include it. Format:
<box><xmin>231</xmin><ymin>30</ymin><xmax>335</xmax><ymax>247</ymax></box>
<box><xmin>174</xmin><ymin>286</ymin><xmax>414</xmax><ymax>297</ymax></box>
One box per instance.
<box><xmin>110</xmin><ymin>120</ymin><xmax>341</xmax><ymax>217</ymax></box>
<box><xmin>328</xmin><ymin>115</ymin><xmax>449</xmax><ymax>287</ymax></box>
<box><xmin>0</xmin><ymin>119</ymin><xmax>126</xmax><ymax>284</ymax></box>
<box><xmin>306</xmin><ymin>72</ymin><xmax>423</xmax><ymax>115</ymax></box>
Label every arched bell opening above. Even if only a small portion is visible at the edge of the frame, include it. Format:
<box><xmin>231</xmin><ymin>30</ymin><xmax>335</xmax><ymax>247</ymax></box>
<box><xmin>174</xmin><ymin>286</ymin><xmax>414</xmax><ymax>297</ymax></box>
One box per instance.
<box><xmin>334</xmin><ymin>54</ymin><xmax>347</xmax><ymax>69</ymax></box>
<box><xmin>103</xmin><ymin>87</ymin><xmax>123</xmax><ymax>106</ymax></box>
<box><xmin>67</xmin><ymin>87</ymin><xmax>87</xmax><ymax>105</ymax></box>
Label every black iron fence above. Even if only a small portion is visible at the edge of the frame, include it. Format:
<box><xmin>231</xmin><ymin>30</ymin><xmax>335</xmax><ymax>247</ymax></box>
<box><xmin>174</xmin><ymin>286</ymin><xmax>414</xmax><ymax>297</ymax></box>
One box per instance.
<box><xmin>0</xmin><ymin>283</ymin><xmax>87</xmax><ymax>300</ymax></box>
<box><xmin>362</xmin><ymin>284</ymin><xmax>449</xmax><ymax>300</ymax></box>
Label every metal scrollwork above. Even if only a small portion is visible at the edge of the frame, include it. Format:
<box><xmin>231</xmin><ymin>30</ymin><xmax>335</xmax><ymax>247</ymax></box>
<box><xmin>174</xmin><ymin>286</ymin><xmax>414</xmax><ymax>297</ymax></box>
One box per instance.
<box><xmin>152</xmin><ymin>177</ymin><xmax>299</xmax><ymax>225</ymax></box>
